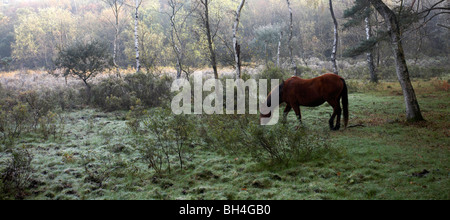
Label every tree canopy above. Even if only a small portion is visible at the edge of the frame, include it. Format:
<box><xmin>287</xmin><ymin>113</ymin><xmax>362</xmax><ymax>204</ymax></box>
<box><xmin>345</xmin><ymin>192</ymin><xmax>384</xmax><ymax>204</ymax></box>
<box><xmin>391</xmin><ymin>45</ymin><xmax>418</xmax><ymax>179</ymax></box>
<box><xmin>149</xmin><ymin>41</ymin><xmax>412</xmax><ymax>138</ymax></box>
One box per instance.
<box><xmin>0</xmin><ymin>0</ymin><xmax>447</xmax><ymax>71</ymax></box>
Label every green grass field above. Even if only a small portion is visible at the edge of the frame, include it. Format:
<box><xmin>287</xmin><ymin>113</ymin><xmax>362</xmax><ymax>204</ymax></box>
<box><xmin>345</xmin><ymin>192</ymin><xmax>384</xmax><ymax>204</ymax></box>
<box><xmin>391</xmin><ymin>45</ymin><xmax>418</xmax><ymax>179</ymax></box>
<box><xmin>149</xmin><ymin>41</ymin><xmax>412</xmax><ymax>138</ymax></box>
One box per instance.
<box><xmin>1</xmin><ymin>79</ymin><xmax>449</xmax><ymax>200</ymax></box>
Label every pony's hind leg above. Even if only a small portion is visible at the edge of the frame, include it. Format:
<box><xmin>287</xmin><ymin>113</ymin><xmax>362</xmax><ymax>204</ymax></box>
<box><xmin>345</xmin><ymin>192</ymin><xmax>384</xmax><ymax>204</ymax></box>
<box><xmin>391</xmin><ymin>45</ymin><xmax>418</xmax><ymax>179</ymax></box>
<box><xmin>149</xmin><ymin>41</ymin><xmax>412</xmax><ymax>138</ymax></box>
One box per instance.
<box><xmin>329</xmin><ymin>113</ymin><xmax>336</xmax><ymax>130</ymax></box>
<box><xmin>334</xmin><ymin>107</ymin><xmax>342</xmax><ymax>130</ymax></box>
<box><xmin>328</xmin><ymin>100</ymin><xmax>342</xmax><ymax>130</ymax></box>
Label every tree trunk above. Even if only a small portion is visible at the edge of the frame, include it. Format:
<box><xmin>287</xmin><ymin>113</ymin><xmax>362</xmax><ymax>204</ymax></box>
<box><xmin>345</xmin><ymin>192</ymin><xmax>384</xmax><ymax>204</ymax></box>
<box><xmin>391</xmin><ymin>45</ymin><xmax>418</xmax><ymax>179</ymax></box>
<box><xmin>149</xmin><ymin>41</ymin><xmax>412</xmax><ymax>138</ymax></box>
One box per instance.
<box><xmin>113</xmin><ymin>22</ymin><xmax>120</xmax><ymax>76</ymax></box>
<box><xmin>233</xmin><ymin>0</ymin><xmax>245</xmax><ymax>79</ymax></box>
<box><xmin>286</xmin><ymin>0</ymin><xmax>297</xmax><ymax>76</ymax></box>
<box><xmin>365</xmin><ymin>15</ymin><xmax>378</xmax><ymax>83</ymax></box>
<box><xmin>168</xmin><ymin>0</ymin><xmax>185</xmax><ymax>79</ymax></box>
<box><xmin>277</xmin><ymin>31</ymin><xmax>283</xmax><ymax>68</ymax></box>
<box><xmin>134</xmin><ymin>0</ymin><xmax>141</xmax><ymax>73</ymax></box>
<box><xmin>329</xmin><ymin>0</ymin><xmax>339</xmax><ymax>75</ymax></box>
<box><xmin>83</xmin><ymin>79</ymin><xmax>92</xmax><ymax>104</ymax></box>
<box><xmin>176</xmin><ymin>57</ymin><xmax>182</xmax><ymax>79</ymax></box>
<box><xmin>368</xmin><ymin>0</ymin><xmax>424</xmax><ymax>122</ymax></box>
<box><xmin>113</xmin><ymin>5</ymin><xmax>121</xmax><ymax>77</ymax></box>
<box><xmin>201</xmin><ymin>0</ymin><xmax>219</xmax><ymax>79</ymax></box>
<box><xmin>102</xmin><ymin>0</ymin><xmax>124</xmax><ymax>77</ymax></box>
<box><xmin>171</xmin><ymin>17</ymin><xmax>184</xmax><ymax>79</ymax></box>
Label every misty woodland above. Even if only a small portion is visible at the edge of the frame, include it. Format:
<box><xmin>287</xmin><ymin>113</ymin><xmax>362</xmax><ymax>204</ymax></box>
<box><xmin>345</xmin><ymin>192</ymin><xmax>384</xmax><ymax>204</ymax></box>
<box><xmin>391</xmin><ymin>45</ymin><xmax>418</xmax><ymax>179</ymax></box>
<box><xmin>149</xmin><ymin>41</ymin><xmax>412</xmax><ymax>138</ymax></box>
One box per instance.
<box><xmin>0</xmin><ymin>0</ymin><xmax>448</xmax><ymax>200</ymax></box>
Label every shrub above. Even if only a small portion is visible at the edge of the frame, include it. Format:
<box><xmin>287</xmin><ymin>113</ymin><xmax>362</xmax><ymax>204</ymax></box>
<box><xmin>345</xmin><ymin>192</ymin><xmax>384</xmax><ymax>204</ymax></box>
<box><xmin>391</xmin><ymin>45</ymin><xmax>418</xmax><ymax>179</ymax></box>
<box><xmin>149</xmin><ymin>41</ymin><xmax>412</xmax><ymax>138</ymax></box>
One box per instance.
<box><xmin>91</xmin><ymin>72</ymin><xmax>172</xmax><ymax>112</ymax></box>
<box><xmin>0</xmin><ymin>57</ymin><xmax>12</xmax><ymax>71</ymax></box>
<box><xmin>0</xmin><ymin>148</ymin><xmax>34</xmax><ymax>199</ymax></box>
<box><xmin>19</xmin><ymin>90</ymin><xmax>53</xmax><ymax>130</ymax></box>
<box><xmin>431</xmin><ymin>78</ymin><xmax>450</xmax><ymax>92</ymax></box>
<box><xmin>50</xmin><ymin>86</ymin><xmax>84</xmax><ymax>111</ymax></box>
<box><xmin>105</xmin><ymin>95</ymin><xmax>125</xmax><ymax>113</ymax></box>
<box><xmin>257</xmin><ymin>65</ymin><xmax>291</xmax><ymax>82</ymax></box>
<box><xmin>200</xmin><ymin>114</ymin><xmax>256</xmax><ymax>156</ymax></box>
<box><xmin>246</xmin><ymin>123</ymin><xmax>328</xmax><ymax>165</ymax></box>
<box><xmin>126</xmin><ymin>98</ymin><xmax>147</xmax><ymax>134</ymax></box>
<box><xmin>168</xmin><ymin>114</ymin><xmax>196</xmax><ymax>170</ymax></box>
<box><xmin>37</xmin><ymin>111</ymin><xmax>59</xmax><ymax>140</ymax></box>
<box><xmin>135</xmin><ymin>108</ymin><xmax>196</xmax><ymax>174</ymax></box>
<box><xmin>200</xmin><ymin>113</ymin><xmax>330</xmax><ymax>166</ymax></box>
<box><xmin>139</xmin><ymin>108</ymin><xmax>173</xmax><ymax>174</ymax></box>
<box><xmin>7</xmin><ymin>103</ymin><xmax>30</xmax><ymax>141</ymax></box>
<box><xmin>123</xmin><ymin>72</ymin><xmax>172</xmax><ymax>108</ymax></box>
<box><xmin>296</xmin><ymin>65</ymin><xmax>312</xmax><ymax>76</ymax></box>
<box><xmin>91</xmin><ymin>76</ymin><xmax>131</xmax><ymax>111</ymax></box>
<box><xmin>0</xmin><ymin>95</ymin><xmax>30</xmax><ymax>144</ymax></box>
<box><xmin>54</xmin><ymin>40</ymin><xmax>112</xmax><ymax>102</ymax></box>
<box><xmin>0</xmin><ymin>85</ymin><xmax>73</xmax><ymax>144</ymax></box>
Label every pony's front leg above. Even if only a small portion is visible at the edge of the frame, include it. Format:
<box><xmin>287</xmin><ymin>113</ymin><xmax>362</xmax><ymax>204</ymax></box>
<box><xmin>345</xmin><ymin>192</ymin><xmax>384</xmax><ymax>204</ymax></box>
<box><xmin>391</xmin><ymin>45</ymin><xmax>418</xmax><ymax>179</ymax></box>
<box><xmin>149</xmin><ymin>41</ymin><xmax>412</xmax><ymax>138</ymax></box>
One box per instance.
<box><xmin>282</xmin><ymin>105</ymin><xmax>292</xmax><ymax>124</ymax></box>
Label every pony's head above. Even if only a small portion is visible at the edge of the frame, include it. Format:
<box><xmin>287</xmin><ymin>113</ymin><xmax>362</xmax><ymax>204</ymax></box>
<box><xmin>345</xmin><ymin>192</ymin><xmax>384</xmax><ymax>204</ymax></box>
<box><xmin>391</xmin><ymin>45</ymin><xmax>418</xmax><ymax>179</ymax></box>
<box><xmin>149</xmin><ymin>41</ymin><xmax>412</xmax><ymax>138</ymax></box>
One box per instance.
<box><xmin>260</xmin><ymin>80</ymin><xmax>285</xmax><ymax>120</ymax></box>
<box><xmin>260</xmin><ymin>112</ymin><xmax>272</xmax><ymax>119</ymax></box>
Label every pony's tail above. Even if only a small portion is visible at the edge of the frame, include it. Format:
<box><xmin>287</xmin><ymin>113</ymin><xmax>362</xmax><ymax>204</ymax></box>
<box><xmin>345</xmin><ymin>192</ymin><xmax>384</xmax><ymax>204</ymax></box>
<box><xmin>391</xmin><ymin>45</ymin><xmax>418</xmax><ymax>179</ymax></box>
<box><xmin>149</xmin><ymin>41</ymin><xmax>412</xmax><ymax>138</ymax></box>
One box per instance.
<box><xmin>261</xmin><ymin>81</ymin><xmax>284</xmax><ymax>118</ymax></box>
<box><xmin>341</xmin><ymin>79</ymin><xmax>349</xmax><ymax>129</ymax></box>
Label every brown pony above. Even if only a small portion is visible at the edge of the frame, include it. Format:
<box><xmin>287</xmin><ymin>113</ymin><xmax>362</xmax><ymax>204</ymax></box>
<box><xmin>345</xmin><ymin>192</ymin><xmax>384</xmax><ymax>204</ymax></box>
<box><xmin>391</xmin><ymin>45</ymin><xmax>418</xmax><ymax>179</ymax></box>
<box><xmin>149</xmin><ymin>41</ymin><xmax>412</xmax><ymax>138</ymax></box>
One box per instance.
<box><xmin>261</xmin><ymin>73</ymin><xmax>348</xmax><ymax>130</ymax></box>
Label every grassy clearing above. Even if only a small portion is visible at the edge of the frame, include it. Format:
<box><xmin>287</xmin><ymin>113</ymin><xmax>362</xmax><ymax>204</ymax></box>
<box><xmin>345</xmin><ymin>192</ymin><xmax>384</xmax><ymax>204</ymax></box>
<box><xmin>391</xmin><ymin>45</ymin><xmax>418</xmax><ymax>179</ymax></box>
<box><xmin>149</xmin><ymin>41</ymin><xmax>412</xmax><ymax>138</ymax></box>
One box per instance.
<box><xmin>0</xmin><ymin>79</ymin><xmax>449</xmax><ymax>200</ymax></box>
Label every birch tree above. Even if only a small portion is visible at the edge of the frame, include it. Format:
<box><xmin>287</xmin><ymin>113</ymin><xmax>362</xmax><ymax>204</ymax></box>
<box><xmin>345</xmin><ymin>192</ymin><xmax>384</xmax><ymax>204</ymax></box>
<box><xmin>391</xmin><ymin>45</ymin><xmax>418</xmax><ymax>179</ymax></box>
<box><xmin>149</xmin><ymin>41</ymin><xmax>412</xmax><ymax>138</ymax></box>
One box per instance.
<box><xmin>343</xmin><ymin>0</ymin><xmax>379</xmax><ymax>83</ymax></box>
<box><xmin>276</xmin><ymin>31</ymin><xmax>283</xmax><ymax>68</ymax></box>
<box><xmin>166</xmin><ymin>0</ymin><xmax>189</xmax><ymax>79</ymax></box>
<box><xmin>232</xmin><ymin>0</ymin><xmax>245</xmax><ymax>79</ymax></box>
<box><xmin>364</xmin><ymin>10</ymin><xmax>378</xmax><ymax>83</ymax></box>
<box><xmin>198</xmin><ymin>0</ymin><xmax>219</xmax><ymax>79</ymax></box>
<box><xmin>102</xmin><ymin>0</ymin><xmax>125</xmax><ymax>76</ymax></box>
<box><xmin>329</xmin><ymin>0</ymin><xmax>339</xmax><ymax>75</ymax></box>
<box><xmin>286</xmin><ymin>0</ymin><xmax>297</xmax><ymax>75</ymax></box>
<box><xmin>132</xmin><ymin>0</ymin><xmax>143</xmax><ymax>73</ymax></box>
<box><xmin>367</xmin><ymin>0</ymin><xmax>424</xmax><ymax>122</ymax></box>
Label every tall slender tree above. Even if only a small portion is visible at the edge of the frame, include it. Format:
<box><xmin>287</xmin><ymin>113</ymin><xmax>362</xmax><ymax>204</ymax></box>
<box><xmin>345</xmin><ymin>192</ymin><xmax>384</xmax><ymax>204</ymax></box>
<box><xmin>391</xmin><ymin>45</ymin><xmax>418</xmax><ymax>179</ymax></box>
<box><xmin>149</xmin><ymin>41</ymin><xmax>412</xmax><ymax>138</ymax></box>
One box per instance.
<box><xmin>166</xmin><ymin>0</ymin><xmax>192</xmax><ymax>79</ymax></box>
<box><xmin>198</xmin><ymin>0</ymin><xmax>219</xmax><ymax>79</ymax></box>
<box><xmin>367</xmin><ymin>0</ymin><xmax>424</xmax><ymax>122</ymax></box>
<box><xmin>133</xmin><ymin>0</ymin><xmax>143</xmax><ymax>73</ymax></box>
<box><xmin>102</xmin><ymin>0</ymin><xmax>125</xmax><ymax>76</ymax></box>
<box><xmin>276</xmin><ymin>31</ymin><xmax>283</xmax><ymax>68</ymax></box>
<box><xmin>286</xmin><ymin>0</ymin><xmax>297</xmax><ymax>75</ymax></box>
<box><xmin>329</xmin><ymin>0</ymin><xmax>339</xmax><ymax>75</ymax></box>
<box><xmin>343</xmin><ymin>0</ymin><xmax>378</xmax><ymax>83</ymax></box>
<box><xmin>364</xmin><ymin>11</ymin><xmax>378</xmax><ymax>83</ymax></box>
<box><xmin>232</xmin><ymin>0</ymin><xmax>245</xmax><ymax>79</ymax></box>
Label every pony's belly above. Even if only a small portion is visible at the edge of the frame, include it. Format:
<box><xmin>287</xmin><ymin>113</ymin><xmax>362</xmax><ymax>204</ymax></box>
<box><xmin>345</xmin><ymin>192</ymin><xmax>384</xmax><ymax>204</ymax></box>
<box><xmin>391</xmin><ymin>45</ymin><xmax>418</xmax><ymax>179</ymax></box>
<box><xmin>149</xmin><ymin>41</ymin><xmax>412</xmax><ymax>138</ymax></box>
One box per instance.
<box><xmin>302</xmin><ymin>100</ymin><xmax>325</xmax><ymax>107</ymax></box>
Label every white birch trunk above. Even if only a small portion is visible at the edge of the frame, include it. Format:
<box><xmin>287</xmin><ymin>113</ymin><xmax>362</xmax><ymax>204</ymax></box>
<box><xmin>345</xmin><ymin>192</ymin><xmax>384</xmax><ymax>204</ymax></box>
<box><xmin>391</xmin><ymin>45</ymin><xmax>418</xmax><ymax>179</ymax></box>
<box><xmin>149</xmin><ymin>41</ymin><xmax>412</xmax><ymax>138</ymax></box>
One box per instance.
<box><xmin>277</xmin><ymin>32</ymin><xmax>283</xmax><ymax>68</ymax></box>
<box><xmin>102</xmin><ymin>0</ymin><xmax>124</xmax><ymax>76</ymax></box>
<box><xmin>134</xmin><ymin>0</ymin><xmax>141</xmax><ymax>73</ymax></box>
<box><xmin>329</xmin><ymin>0</ymin><xmax>339</xmax><ymax>75</ymax></box>
<box><xmin>365</xmin><ymin>16</ymin><xmax>377</xmax><ymax>83</ymax></box>
<box><xmin>113</xmin><ymin>1</ymin><xmax>121</xmax><ymax>76</ymax></box>
<box><xmin>286</xmin><ymin>0</ymin><xmax>297</xmax><ymax>75</ymax></box>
